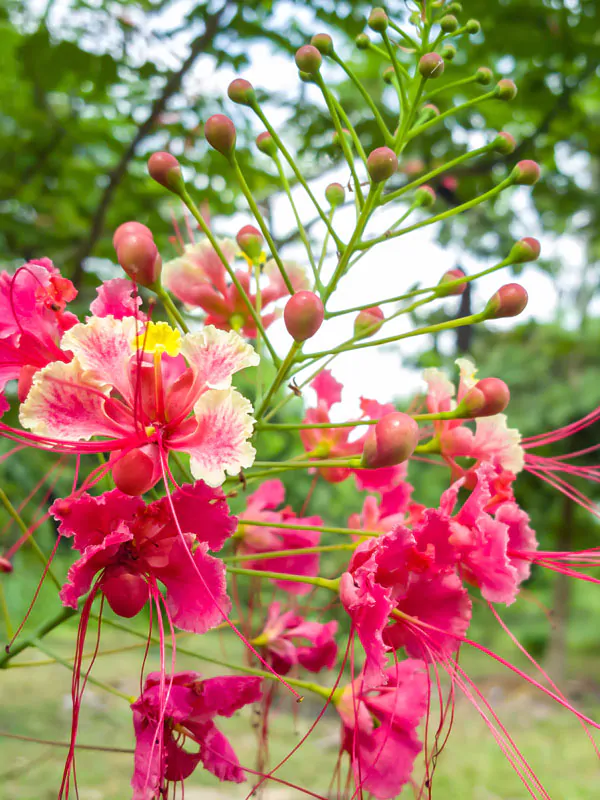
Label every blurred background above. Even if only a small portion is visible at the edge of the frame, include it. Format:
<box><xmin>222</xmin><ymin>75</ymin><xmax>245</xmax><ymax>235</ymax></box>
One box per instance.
<box><xmin>1</xmin><ymin>0</ymin><xmax>599</xmax><ymax>797</ymax></box>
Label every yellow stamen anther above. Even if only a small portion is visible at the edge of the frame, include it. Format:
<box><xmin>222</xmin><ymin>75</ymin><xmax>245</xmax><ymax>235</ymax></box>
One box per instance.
<box><xmin>134</xmin><ymin>321</ymin><xmax>181</xmax><ymax>357</ymax></box>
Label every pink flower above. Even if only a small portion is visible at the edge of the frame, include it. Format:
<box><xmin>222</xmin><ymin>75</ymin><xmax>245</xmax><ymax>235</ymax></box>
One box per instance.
<box><xmin>53</xmin><ymin>482</ymin><xmax>235</xmax><ymax>633</ymax></box>
<box><xmin>253</xmin><ymin>601</ymin><xmax>338</xmax><ymax>675</ymax></box>
<box><xmin>89</xmin><ymin>278</ymin><xmax>147</xmax><ymax>321</ymax></box>
<box><xmin>335</xmin><ymin>659</ymin><xmax>428</xmax><ymax>800</ymax></box>
<box><xmin>131</xmin><ymin>671</ymin><xmax>262</xmax><ymax>798</ymax></box>
<box><xmin>163</xmin><ymin>240</ymin><xmax>307</xmax><ymax>336</ymax></box>
<box><xmin>0</xmin><ymin>259</ymin><xmax>78</xmax><ymax>408</ymax></box>
<box><xmin>20</xmin><ymin>318</ymin><xmax>259</xmax><ymax>489</ymax></box>
<box><xmin>348</xmin><ymin>481</ymin><xmax>423</xmax><ymax>537</ymax></box>
<box><xmin>340</xmin><ymin>525</ymin><xmax>471</xmax><ymax>687</ymax></box>
<box><xmin>237</xmin><ymin>479</ymin><xmax>323</xmax><ymax>595</ymax></box>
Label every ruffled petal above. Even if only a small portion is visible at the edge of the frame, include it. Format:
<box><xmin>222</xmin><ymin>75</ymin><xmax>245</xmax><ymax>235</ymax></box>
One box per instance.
<box><xmin>197</xmin><ymin>723</ymin><xmax>246</xmax><ymax>783</ymax></box>
<box><xmin>161</xmin><ymin>481</ymin><xmax>236</xmax><ymax>552</ymax></box>
<box><xmin>311</xmin><ymin>369</ymin><xmax>343</xmax><ymax>410</ymax></box>
<box><xmin>179</xmin><ymin>325</ymin><xmax>259</xmax><ymax>392</ymax></box>
<box><xmin>192</xmin><ymin>675</ymin><xmax>263</xmax><ymax>719</ymax></box>
<box><xmin>90</xmin><ymin>278</ymin><xmax>147</xmax><ymax>321</ymax></box>
<box><xmin>50</xmin><ymin>489</ymin><xmax>143</xmax><ymax>549</ymax></box>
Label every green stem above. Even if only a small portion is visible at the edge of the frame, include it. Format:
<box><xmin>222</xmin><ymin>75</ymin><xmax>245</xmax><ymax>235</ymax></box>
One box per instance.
<box><xmin>388</xmin><ymin>19</ymin><xmax>419</xmax><ymax>49</ymax></box>
<box><xmin>239</xmin><ymin>518</ymin><xmax>379</xmax><ymax>538</ymax></box>
<box><xmin>0</xmin><ymin>582</ymin><xmax>13</xmax><ymax>638</ymax></box>
<box><xmin>156</xmin><ymin>287</ymin><xmax>189</xmax><ymax>334</ymax></box>
<box><xmin>424</xmin><ymin>73</ymin><xmax>480</xmax><ymax>102</ymax></box>
<box><xmin>255</xmin><ymin>341</ymin><xmax>300</xmax><ymax>420</ymax></box>
<box><xmin>0</xmin><ymin>606</ymin><xmax>77</xmax><ymax>668</ymax></box>
<box><xmin>251</xmin><ymin>458</ymin><xmax>361</xmax><ymax>470</ymax></box>
<box><xmin>330</xmin><ymin>96</ymin><xmax>368</xmax><ymax>166</ymax></box>
<box><xmin>226</xmin><ymin>565</ymin><xmax>340</xmax><ymax>593</ymax></box>
<box><xmin>407</xmin><ymin>89</ymin><xmax>497</xmax><ymax>142</ymax></box>
<box><xmin>224</xmin><ymin>544</ymin><xmax>356</xmax><ymax>563</ymax></box>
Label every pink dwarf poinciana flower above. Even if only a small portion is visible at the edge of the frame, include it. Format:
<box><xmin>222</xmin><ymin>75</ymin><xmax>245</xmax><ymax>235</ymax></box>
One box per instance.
<box><xmin>335</xmin><ymin>659</ymin><xmax>428</xmax><ymax>800</ymax></box>
<box><xmin>423</xmin><ymin>358</ymin><xmax>524</xmax><ymax>484</ymax></box>
<box><xmin>131</xmin><ymin>671</ymin><xmax>262</xmax><ymax>798</ymax></box>
<box><xmin>236</xmin><ymin>479</ymin><xmax>323</xmax><ymax>595</ymax></box>
<box><xmin>163</xmin><ymin>239</ymin><xmax>307</xmax><ymax>336</ymax></box>
<box><xmin>349</xmin><ymin>481</ymin><xmax>424</xmax><ymax>537</ymax></box>
<box><xmin>89</xmin><ymin>277</ymin><xmax>147</xmax><ymax>321</ymax></box>
<box><xmin>20</xmin><ymin>318</ymin><xmax>258</xmax><ymax>490</ymax></box>
<box><xmin>340</xmin><ymin>524</ymin><xmax>471</xmax><ymax>688</ymax></box>
<box><xmin>253</xmin><ymin>601</ymin><xmax>338</xmax><ymax>675</ymax></box>
<box><xmin>0</xmin><ymin>259</ymin><xmax>78</xmax><ymax>410</ymax></box>
<box><xmin>301</xmin><ymin>371</ymin><xmax>408</xmax><ymax>490</ymax></box>
<box><xmin>52</xmin><ymin>482</ymin><xmax>235</xmax><ymax>633</ymax></box>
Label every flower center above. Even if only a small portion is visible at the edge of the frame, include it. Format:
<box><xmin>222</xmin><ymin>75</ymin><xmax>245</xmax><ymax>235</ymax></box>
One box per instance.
<box><xmin>134</xmin><ymin>321</ymin><xmax>181</xmax><ymax>357</ymax></box>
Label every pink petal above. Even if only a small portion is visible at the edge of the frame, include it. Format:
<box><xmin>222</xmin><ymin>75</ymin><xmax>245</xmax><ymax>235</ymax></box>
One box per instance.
<box><xmin>51</xmin><ymin>489</ymin><xmax>144</xmax><ymax>548</ymax></box>
<box><xmin>495</xmin><ymin>501</ymin><xmax>538</xmax><ymax>584</ymax></box>
<box><xmin>90</xmin><ymin>278</ymin><xmax>147</xmax><ymax>321</ymax></box>
<box><xmin>197</xmin><ymin>723</ymin><xmax>246</xmax><ymax>783</ymax></box>
<box><xmin>311</xmin><ymin>370</ymin><xmax>343</xmax><ymax>410</ymax></box>
<box><xmin>159</xmin><ymin>481</ymin><xmax>236</xmax><ymax>552</ymax></box>
<box><xmin>191</xmin><ymin>675</ymin><xmax>263</xmax><ymax>719</ymax></box>
<box><xmin>245</xmin><ymin>479</ymin><xmax>285</xmax><ymax>513</ymax></box>
<box><xmin>180</xmin><ymin>325</ymin><xmax>259</xmax><ymax>392</ymax></box>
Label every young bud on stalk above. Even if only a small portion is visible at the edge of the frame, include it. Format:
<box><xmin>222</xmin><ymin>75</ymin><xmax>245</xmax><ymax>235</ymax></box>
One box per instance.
<box><xmin>367</xmin><ymin>147</ymin><xmax>398</xmax><ymax>183</ymax></box>
<box><xmin>284</xmin><ymin>291</ymin><xmax>324</xmax><ymax>342</ymax></box>
<box><xmin>418</xmin><ymin>52</ymin><xmax>445</xmax><ymax>79</ymax></box>
<box><xmin>493</xmin><ymin>131</ymin><xmax>516</xmax><ymax>154</ymax></box>
<box><xmin>0</xmin><ymin>557</ymin><xmax>13</xmax><ymax>574</ymax></box>
<box><xmin>295</xmin><ymin>45</ymin><xmax>322</xmax><ymax>74</ymax></box>
<box><xmin>112</xmin><ymin>221</ymin><xmax>153</xmax><ymax>251</ymax></box>
<box><xmin>311</xmin><ymin>33</ymin><xmax>333</xmax><ymax>55</ymax></box>
<box><xmin>466</xmin><ymin>19</ymin><xmax>481</xmax><ymax>34</ymax></box>
<box><xmin>333</xmin><ymin>129</ymin><xmax>354</xmax><ymax>150</ymax></box>
<box><xmin>447</xmin><ymin>1</ymin><xmax>463</xmax><ymax>11</ymax></box>
<box><xmin>475</xmin><ymin>66</ymin><xmax>493</xmax><ymax>85</ymax></box>
<box><xmin>256</xmin><ymin>131</ymin><xmax>277</xmax><ymax>156</ymax></box>
<box><xmin>441</xmin><ymin>44</ymin><xmax>457</xmax><ymax>60</ymax></box>
<box><xmin>383</xmin><ymin>66</ymin><xmax>396</xmax><ymax>84</ymax></box>
<box><xmin>116</xmin><ymin>234</ymin><xmax>162</xmax><ymax>290</ymax></box>
<box><xmin>205</xmin><ymin>114</ymin><xmax>236</xmax><ymax>156</ymax></box>
<box><xmin>361</xmin><ymin>412</ymin><xmax>419</xmax><ymax>469</ymax></box>
<box><xmin>494</xmin><ymin>79</ymin><xmax>518</xmax><ymax>101</ymax></box>
<box><xmin>440</xmin><ymin>14</ymin><xmax>459</xmax><ymax>32</ymax></box>
<box><xmin>436</xmin><ymin>267</ymin><xmax>466</xmax><ymax>296</ymax></box>
<box><xmin>508</xmin><ymin>237</ymin><xmax>541</xmax><ymax>264</ymax></box>
<box><xmin>485</xmin><ymin>283</ymin><xmax>528</xmax><ymax>319</ymax></box>
<box><xmin>355</xmin><ymin>33</ymin><xmax>370</xmax><ymax>50</ymax></box>
<box><xmin>147</xmin><ymin>152</ymin><xmax>184</xmax><ymax>194</ymax></box>
<box><xmin>102</xmin><ymin>566</ymin><xmax>148</xmax><ymax>618</ymax></box>
<box><xmin>227</xmin><ymin>78</ymin><xmax>256</xmax><ymax>106</ymax></box>
<box><xmin>368</xmin><ymin>7</ymin><xmax>389</xmax><ymax>32</ymax></box>
<box><xmin>325</xmin><ymin>182</ymin><xmax>345</xmax><ymax>207</ymax></box>
<box><xmin>415</xmin><ymin>185</ymin><xmax>436</xmax><ymax>207</ymax></box>
<box><xmin>354</xmin><ymin>306</ymin><xmax>384</xmax><ymax>339</ymax></box>
<box><xmin>511</xmin><ymin>160</ymin><xmax>541</xmax><ymax>186</ymax></box>
<box><xmin>460</xmin><ymin>378</ymin><xmax>510</xmax><ymax>417</ymax></box>
<box><xmin>418</xmin><ymin>104</ymin><xmax>440</xmax><ymax>123</ymax></box>
<box><xmin>236</xmin><ymin>225</ymin><xmax>264</xmax><ymax>261</ymax></box>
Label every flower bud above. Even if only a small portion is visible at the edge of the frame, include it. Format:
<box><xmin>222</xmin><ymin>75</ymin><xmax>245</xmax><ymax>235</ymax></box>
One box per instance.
<box><xmin>368</xmin><ymin>7</ymin><xmax>389</xmax><ymax>32</ymax></box>
<box><xmin>440</xmin><ymin>44</ymin><xmax>457</xmax><ymax>60</ymax></box>
<box><xmin>460</xmin><ymin>377</ymin><xmax>510</xmax><ymax>417</ymax></box>
<box><xmin>325</xmin><ymin>182</ymin><xmax>345</xmax><ymax>207</ymax></box>
<box><xmin>111</xmin><ymin>446</ymin><xmax>159</xmax><ymax>495</ymax></box>
<box><xmin>205</xmin><ymin>114</ymin><xmax>236</xmax><ymax>156</ymax></box>
<box><xmin>0</xmin><ymin>556</ymin><xmax>13</xmax><ymax>574</ymax></box>
<box><xmin>147</xmin><ymin>151</ymin><xmax>184</xmax><ymax>194</ymax></box>
<box><xmin>511</xmin><ymin>159</ymin><xmax>541</xmax><ymax>186</ymax></box>
<box><xmin>367</xmin><ymin>147</ymin><xmax>398</xmax><ymax>183</ymax></box>
<box><xmin>332</xmin><ymin>129</ymin><xmax>354</xmax><ymax>151</ymax></box>
<box><xmin>418</xmin><ymin>52</ymin><xmax>445</xmax><ymax>80</ymax></box>
<box><xmin>447</xmin><ymin>2</ymin><xmax>463</xmax><ymax>11</ymax></box>
<box><xmin>508</xmin><ymin>237</ymin><xmax>541</xmax><ymax>264</ymax></box>
<box><xmin>440</xmin><ymin>14</ymin><xmax>459</xmax><ymax>32</ymax></box>
<box><xmin>493</xmin><ymin>131</ymin><xmax>516</xmax><ymax>154</ymax></box>
<box><xmin>485</xmin><ymin>283</ymin><xmax>528</xmax><ymax>319</ymax></box>
<box><xmin>284</xmin><ymin>291</ymin><xmax>324</xmax><ymax>342</ymax></box>
<box><xmin>383</xmin><ymin>66</ymin><xmax>396</xmax><ymax>84</ymax></box>
<box><xmin>295</xmin><ymin>45</ymin><xmax>322</xmax><ymax>74</ymax></box>
<box><xmin>436</xmin><ymin>267</ymin><xmax>466</xmax><ymax>296</ymax></box>
<box><xmin>354</xmin><ymin>306</ymin><xmax>384</xmax><ymax>339</ymax></box>
<box><xmin>227</xmin><ymin>78</ymin><xmax>256</xmax><ymax>106</ymax></box>
<box><xmin>256</xmin><ymin>131</ymin><xmax>277</xmax><ymax>157</ymax></box>
<box><xmin>236</xmin><ymin>225</ymin><xmax>264</xmax><ymax>261</ymax></box>
<box><xmin>116</xmin><ymin>235</ymin><xmax>162</xmax><ymax>290</ymax></box>
<box><xmin>361</xmin><ymin>412</ymin><xmax>419</xmax><ymax>469</ymax></box>
<box><xmin>418</xmin><ymin>103</ymin><xmax>440</xmax><ymax>124</ymax></box>
<box><xmin>355</xmin><ymin>33</ymin><xmax>370</xmax><ymax>50</ymax></box>
<box><xmin>475</xmin><ymin>66</ymin><xmax>493</xmax><ymax>85</ymax></box>
<box><xmin>494</xmin><ymin>78</ymin><xmax>518</xmax><ymax>101</ymax></box>
<box><xmin>466</xmin><ymin>19</ymin><xmax>481</xmax><ymax>33</ymax></box>
<box><xmin>112</xmin><ymin>221</ymin><xmax>153</xmax><ymax>251</ymax></box>
<box><xmin>102</xmin><ymin>566</ymin><xmax>148</xmax><ymax>618</ymax></box>
<box><xmin>415</xmin><ymin>185</ymin><xmax>436</xmax><ymax>207</ymax></box>
<box><xmin>311</xmin><ymin>33</ymin><xmax>333</xmax><ymax>56</ymax></box>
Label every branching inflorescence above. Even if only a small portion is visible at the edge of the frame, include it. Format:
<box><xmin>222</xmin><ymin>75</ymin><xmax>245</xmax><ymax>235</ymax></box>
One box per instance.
<box><xmin>0</xmin><ymin>3</ymin><xmax>598</xmax><ymax>799</ymax></box>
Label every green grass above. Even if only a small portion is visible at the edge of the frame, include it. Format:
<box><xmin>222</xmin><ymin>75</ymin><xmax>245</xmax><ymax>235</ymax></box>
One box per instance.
<box><xmin>0</xmin><ymin>623</ymin><xmax>598</xmax><ymax>799</ymax></box>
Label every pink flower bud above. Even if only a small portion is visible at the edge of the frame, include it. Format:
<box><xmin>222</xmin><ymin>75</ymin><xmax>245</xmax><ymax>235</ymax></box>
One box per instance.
<box><xmin>476</xmin><ymin>67</ymin><xmax>493</xmax><ymax>85</ymax></box>
<box><xmin>355</xmin><ymin>33</ymin><xmax>370</xmax><ymax>50</ymax></box>
<box><xmin>367</xmin><ymin>147</ymin><xmax>398</xmax><ymax>183</ymax></box>
<box><xmin>419</xmin><ymin>103</ymin><xmax>440</xmax><ymax>123</ymax></box>
<box><xmin>205</xmin><ymin>114</ymin><xmax>236</xmax><ymax>156</ymax></box>
<box><xmin>361</xmin><ymin>412</ymin><xmax>419</xmax><ymax>469</ymax></box>
<box><xmin>509</xmin><ymin>237</ymin><xmax>541</xmax><ymax>264</ymax></box>
<box><xmin>461</xmin><ymin>378</ymin><xmax>510</xmax><ymax>417</ymax></box>
<box><xmin>256</xmin><ymin>131</ymin><xmax>277</xmax><ymax>156</ymax></box>
<box><xmin>325</xmin><ymin>182</ymin><xmax>345</xmax><ymax>207</ymax></box>
<box><xmin>440</xmin><ymin>14</ymin><xmax>458</xmax><ymax>32</ymax></box>
<box><xmin>418</xmin><ymin>53</ymin><xmax>445</xmax><ymax>80</ymax></box>
<box><xmin>494</xmin><ymin>79</ymin><xmax>518</xmax><ymax>101</ymax></box>
<box><xmin>333</xmin><ymin>129</ymin><xmax>353</xmax><ymax>150</ymax></box>
<box><xmin>354</xmin><ymin>306</ymin><xmax>384</xmax><ymax>339</ymax></box>
<box><xmin>511</xmin><ymin>159</ymin><xmax>541</xmax><ymax>186</ymax></box>
<box><xmin>111</xmin><ymin>446</ymin><xmax>159</xmax><ymax>495</ymax></box>
<box><xmin>311</xmin><ymin>33</ymin><xmax>333</xmax><ymax>56</ymax></box>
<box><xmin>436</xmin><ymin>267</ymin><xmax>466</xmax><ymax>296</ymax></box>
<box><xmin>228</xmin><ymin>78</ymin><xmax>256</xmax><ymax>106</ymax></box>
<box><xmin>236</xmin><ymin>224</ymin><xmax>264</xmax><ymax>261</ymax></box>
<box><xmin>116</xmin><ymin>235</ymin><xmax>162</xmax><ymax>290</ymax></box>
<box><xmin>0</xmin><ymin>556</ymin><xmax>13</xmax><ymax>574</ymax></box>
<box><xmin>284</xmin><ymin>291</ymin><xmax>324</xmax><ymax>342</ymax></box>
<box><xmin>415</xmin><ymin>184</ymin><xmax>436</xmax><ymax>207</ymax></box>
<box><xmin>466</xmin><ymin>18</ymin><xmax>481</xmax><ymax>33</ymax></box>
<box><xmin>102</xmin><ymin>566</ymin><xmax>148</xmax><ymax>618</ymax></box>
<box><xmin>485</xmin><ymin>283</ymin><xmax>528</xmax><ymax>319</ymax></box>
<box><xmin>112</xmin><ymin>221</ymin><xmax>153</xmax><ymax>251</ymax></box>
<box><xmin>368</xmin><ymin>7</ymin><xmax>389</xmax><ymax>32</ymax></box>
<box><xmin>147</xmin><ymin>151</ymin><xmax>184</xmax><ymax>193</ymax></box>
<box><xmin>295</xmin><ymin>45</ymin><xmax>322</xmax><ymax>74</ymax></box>
<box><xmin>493</xmin><ymin>131</ymin><xmax>516</xmax><ymax>154</ymax></box>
